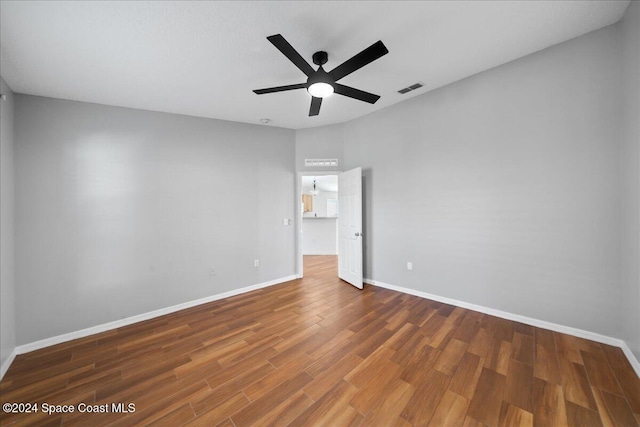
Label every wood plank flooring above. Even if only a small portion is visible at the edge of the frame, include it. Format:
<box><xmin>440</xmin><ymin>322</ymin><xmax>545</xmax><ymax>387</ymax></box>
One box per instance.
<box><xmin>1</xmin><ymin>255</ymin><xmax>639</xmax><ymax>426</ymax></box>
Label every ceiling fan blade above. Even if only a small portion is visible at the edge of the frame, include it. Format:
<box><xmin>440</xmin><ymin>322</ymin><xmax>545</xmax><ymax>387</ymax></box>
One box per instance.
<box><xmin>329</xmin><ymin>40</ymin><xmax>388</xmax><ymax>81</ymax></box>
<box><xmin>309</xmin><ymin>97</ymin><xmax>322</xmax><ymax>116</ymax></box>
<box><xmin>253</xmin><ymin>83</ymin><xmax>307</xmax><ymax>95</ymax></box>
<box><xmin>267</xmin><ymin>34</ymin><xmax>316</xmax><ymax>77</ymax></box>
<box><xmin>334</xmin><ymin>83</ymin><xmax>381</xmax><ymax>104</ymax></box>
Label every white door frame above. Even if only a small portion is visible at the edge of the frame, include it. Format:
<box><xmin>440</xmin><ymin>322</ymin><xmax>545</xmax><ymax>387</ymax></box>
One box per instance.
<box><xmin>296</xmin><ymin>170</ymin><xmax>342</xmax><ymax>278</ymax></box>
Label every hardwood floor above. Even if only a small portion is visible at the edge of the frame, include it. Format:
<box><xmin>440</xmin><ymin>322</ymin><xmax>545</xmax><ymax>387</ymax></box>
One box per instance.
<box><xmin>1</xmin><ymin>255</ymin><xmax>639</xmax><ymax>426</ymax></box>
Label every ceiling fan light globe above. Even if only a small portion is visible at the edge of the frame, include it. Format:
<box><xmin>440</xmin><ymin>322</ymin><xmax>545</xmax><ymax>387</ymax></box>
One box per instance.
<box><xmin>308</xmin><ymin>82</ymin><xmax>334</xmax><ymax>98</ymax></box>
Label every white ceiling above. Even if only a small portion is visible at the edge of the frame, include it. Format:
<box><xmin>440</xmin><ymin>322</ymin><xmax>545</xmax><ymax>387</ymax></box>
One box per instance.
<box><xmin>0</xmin><ymin>1</ymin><xmax>630</xmax><ymax>130</ymax></box>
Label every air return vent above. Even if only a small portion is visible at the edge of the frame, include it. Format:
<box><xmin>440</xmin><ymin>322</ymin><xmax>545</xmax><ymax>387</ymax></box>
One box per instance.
<box><xmin>397</xmin><ymin>82</ymin><xmax>423</xmax><ymax>94</ymax></box>
<box><xmin>305</xmin><ymin>158</ymin><xmax>338</xmax><ymax>167</ymax></box>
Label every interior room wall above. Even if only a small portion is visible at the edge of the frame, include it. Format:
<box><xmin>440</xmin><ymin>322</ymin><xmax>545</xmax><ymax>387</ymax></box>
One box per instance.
<box><xmin>302</xmin><ymin>218</ymin><xmax>338</xmax><ymax>255</ymax></box>
<box><xmin>620</xmin><ymin>0</ymin><xmax>640</xmax><ymax>361</ymax></box>
<box><xmin>14</xmin><ymin>95</ymin><xmax>296</xmax><ymax>345</ymax></box>
<box><xmin>301</xmin><ymin>184</ymin><xmax>338</xmax><ymax>255</ymax></box>
<box><xmin>295</xmin><ymin>124</ymin><xmax>344</xmax><ymax>171</ymax></box>
<box><xmin>0</xmin><ymin>77</ymin><xmax>16</xmax><ymax>371</ymax></box>
<box><xmin>302</xmin><ymin>190</ymin><xmax>338</xmax><ymax>218</ymax></box>
<box><xmin>343</xmin><ymin>24</ymin><xmax>624</xmax><ymax>339</ymax></box>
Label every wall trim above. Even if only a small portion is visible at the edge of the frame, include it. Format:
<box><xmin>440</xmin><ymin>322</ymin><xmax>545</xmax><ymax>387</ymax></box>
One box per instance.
<box><xmin>0</xmin><ymin>348</ymin><xmax>17</xmax><ymax>381</ymax></box>
<box><xmin>364</xmin><ymin>278</ymin><xmax>640</xmax><ymax>378</ymax></box>
<box><xmin>619</xmin><ymin>341</ymin><xmax>640</xmax><ymax>379</ymax></box>
<box><xmin>11</xmin><ymin>275</ymin><xmax>298</xmax><ymax>360</ymax></box>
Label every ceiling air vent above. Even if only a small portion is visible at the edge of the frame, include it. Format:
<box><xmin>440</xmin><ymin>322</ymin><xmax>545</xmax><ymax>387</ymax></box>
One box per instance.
<box><xmin>398</xmin><ymin>82</ymin><xmax>423</xmax><ymax>94</ymax></box>
<box><xmin>305</xmin><ymin>158</ymin><xmax>339</xmax><ymax>167</ymax></box>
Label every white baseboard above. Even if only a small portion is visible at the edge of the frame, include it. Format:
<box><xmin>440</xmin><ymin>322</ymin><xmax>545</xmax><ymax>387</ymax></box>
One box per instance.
<box><xmin>11</xmin><ymin>275</ymin><xmax>298</xmax><ymax>360</ymax></box>
<box><xmin>619</xmin><ymin>341</ymin><xmax>640</xmax><ymax>378</ymax></box>
<box><xmin>0</xmin><ymin>348</ymin><xmax>17</xmax><ymax>380</ymax></box>
<box><xmin>365</xmin><ymin>278</ymin><xmax>640</xmax><ymax>378</ymax></box>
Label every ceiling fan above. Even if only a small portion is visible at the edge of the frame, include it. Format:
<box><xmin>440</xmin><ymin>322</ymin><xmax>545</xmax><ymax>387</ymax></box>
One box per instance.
<box><xmin>253</xmin><ymin>34</ymin><xmax>389</xmax><ymax>117</ymax></box>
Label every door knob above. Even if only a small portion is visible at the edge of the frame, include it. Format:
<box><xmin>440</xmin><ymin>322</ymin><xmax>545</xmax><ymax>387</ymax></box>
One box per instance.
<box><xmin>355</xmin><ymin>232</ymin><xmax>363</xmax><ymax>237</ymax></box>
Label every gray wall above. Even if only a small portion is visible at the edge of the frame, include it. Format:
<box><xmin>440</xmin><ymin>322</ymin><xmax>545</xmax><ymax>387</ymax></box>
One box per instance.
<box><xmin>1</xmin><ymin>77</ymin><xmax>16</xmax><ymax>368</ymax></box>
<box><xmin>343</xmin><ymin>24</ymin><xmax>624</xmax><ymax>338</ymax></box>
<box><xmin>14</xmin><ymin>95</ymin><xmax>296</xmax><ymax>345</ymax></box>
<box><xmin>620</xmin><ymin>1</ymin><xmax>640</xmax><ymax>360</ymax></box>
<box><xmin>302</xmin><ymin>218</ymin><xmax>338</xmax><ymax>255</ymax></box>
<box><xmin>295</xmin><ymin>124</ymin><xmax>344</xmax><ymax>171</ymax></box>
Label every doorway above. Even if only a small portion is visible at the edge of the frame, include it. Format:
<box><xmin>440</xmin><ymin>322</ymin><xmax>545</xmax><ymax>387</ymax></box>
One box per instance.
<box><xmin>297</xmin><ymin>172</ymin><xmax>340</xmax><ymax>278</ymax></box>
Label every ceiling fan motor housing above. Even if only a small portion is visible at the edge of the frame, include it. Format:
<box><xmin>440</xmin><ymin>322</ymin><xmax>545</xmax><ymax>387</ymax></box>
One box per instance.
<box><xmin>312</xmin><ymin>51</ymin><xmax>328</xmax><ymax>66</ymax></box>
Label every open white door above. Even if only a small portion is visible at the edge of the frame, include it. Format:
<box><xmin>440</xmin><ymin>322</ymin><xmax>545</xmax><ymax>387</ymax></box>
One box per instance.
<box><xmin>338</xmin><ymin>167</ymin><xmax>363</xmax><ymax>289</ymax></box>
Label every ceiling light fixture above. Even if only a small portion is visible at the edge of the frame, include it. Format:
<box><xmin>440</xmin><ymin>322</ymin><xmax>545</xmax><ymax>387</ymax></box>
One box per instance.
<box><xmin>307</xmin><ymin>81</ymin><xmax>334</xmax><ymax>98</ymax></box>
<box><xmin>306</xmin><ymin>52</ymin><xmax>334</xmax><ymax>98</ymax></box>
<box><xmin>310</xmin><ymin>178</ymin><xmax>320</xmax><ymax>196</ymax></box>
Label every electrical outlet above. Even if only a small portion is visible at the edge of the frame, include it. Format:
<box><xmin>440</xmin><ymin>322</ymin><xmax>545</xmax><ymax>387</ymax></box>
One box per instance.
<box><xmin>283</xmin><ymin>218</ymin><xmax>291</xmax><ymax>225</ymax></box>
<box><xmin>209</xmin><ymin>268</ymin><xmax>216</xmax><ymax>276</ymax></box>
<box><xmin>407</xmin><ymin>262</ymin><xmax>413</xmax><ymax>271</ymax></box>
<box><xmin>254</xmin><ymin>259</ymin><xmax>259</xmax><ymax>267</ymax></box>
